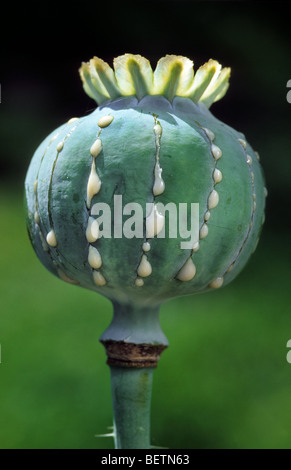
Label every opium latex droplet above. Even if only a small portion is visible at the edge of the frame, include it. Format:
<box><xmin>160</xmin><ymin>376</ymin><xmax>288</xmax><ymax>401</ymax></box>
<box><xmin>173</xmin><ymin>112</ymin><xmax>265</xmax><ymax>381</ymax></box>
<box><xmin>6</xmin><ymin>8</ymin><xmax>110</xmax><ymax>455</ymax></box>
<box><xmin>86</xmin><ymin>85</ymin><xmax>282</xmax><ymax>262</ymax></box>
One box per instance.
<box><xmin>88</xmin><ymin>245</ymin><xmax>102</xmax><ymax>269</ymax></box>
<box><xmin>177</xmin><ymin>258</ymin><xmax>196</xmax><ymax>281</ymax></box>
<box><xmin>46</xmin><ymin>230</ymin><xmax>57</xmax><ymax>247</ymax></box>
<box><xmin>86</xmin><ymin>217</ymin><xmax>99</xmax><ymax>243</ymax></box>
<box><xmin>137</xmin><ymin>255</ymin><xmax>152</xmax><ymax>277</ymax></box>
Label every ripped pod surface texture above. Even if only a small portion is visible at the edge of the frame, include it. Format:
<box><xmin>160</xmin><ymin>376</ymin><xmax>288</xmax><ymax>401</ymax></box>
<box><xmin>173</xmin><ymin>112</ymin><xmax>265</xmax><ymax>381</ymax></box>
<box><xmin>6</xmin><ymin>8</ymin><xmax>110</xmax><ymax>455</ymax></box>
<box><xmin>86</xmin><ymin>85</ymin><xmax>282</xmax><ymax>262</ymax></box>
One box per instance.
<box><xmin>25</xmin><ymin>54</ymin><xmax>266</xmax><ymax>308</ymax></box>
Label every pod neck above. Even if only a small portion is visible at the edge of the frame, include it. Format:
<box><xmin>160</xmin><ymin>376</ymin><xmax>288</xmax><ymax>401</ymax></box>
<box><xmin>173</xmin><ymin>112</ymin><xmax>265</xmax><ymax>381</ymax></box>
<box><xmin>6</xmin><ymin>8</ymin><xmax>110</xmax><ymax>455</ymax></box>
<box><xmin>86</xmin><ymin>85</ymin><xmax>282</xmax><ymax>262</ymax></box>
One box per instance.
<box><xmin>100</xmin><ymin>301</ymin><xmax>168</xmax><ymax>368</ymax></box>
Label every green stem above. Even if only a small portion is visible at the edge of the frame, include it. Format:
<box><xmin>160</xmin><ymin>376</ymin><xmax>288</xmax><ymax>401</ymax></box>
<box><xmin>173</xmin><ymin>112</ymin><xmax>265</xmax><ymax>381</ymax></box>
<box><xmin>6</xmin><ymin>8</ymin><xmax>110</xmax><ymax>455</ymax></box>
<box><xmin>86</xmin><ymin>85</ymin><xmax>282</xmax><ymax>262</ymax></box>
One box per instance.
<box><xmin>100</xmin><ymin>302</ymin><xmax>168</xmax><ymax>449</ymax></box>
<box><xmin>110</xmin><ymin>366</ymin><xmax>154</xmax><ymax>449</ymax></box>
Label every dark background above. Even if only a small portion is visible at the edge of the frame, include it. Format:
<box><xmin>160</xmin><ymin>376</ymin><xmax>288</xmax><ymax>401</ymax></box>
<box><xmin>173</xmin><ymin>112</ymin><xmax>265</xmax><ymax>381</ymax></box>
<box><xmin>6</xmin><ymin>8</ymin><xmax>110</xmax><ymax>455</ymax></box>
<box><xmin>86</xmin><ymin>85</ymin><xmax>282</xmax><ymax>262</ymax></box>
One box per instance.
<box><xmin>1</xmin><ymin>1</ymin><xmax>291</xmax><ymax>449</ymax></box>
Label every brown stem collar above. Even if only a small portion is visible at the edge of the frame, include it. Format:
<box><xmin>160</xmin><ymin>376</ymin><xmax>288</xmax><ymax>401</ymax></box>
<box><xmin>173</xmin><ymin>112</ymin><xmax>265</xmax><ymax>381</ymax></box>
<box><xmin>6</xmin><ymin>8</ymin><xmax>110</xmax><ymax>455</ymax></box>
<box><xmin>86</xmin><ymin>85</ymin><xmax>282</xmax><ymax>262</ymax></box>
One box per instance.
<box><xmin>100</xmin><ymin>340</ymin><xmax>168</xmax><ymax>368</ymax></box>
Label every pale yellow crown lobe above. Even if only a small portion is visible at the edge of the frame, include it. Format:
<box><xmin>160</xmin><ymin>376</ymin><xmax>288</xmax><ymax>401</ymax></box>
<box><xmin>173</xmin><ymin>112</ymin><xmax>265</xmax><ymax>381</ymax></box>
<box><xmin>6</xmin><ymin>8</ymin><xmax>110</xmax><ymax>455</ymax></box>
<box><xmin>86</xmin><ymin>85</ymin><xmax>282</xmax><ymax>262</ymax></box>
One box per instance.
<box><xmin>79</xmin><ymin>54</ymin><xmax>230</xmax><ymax>108</ymax></box>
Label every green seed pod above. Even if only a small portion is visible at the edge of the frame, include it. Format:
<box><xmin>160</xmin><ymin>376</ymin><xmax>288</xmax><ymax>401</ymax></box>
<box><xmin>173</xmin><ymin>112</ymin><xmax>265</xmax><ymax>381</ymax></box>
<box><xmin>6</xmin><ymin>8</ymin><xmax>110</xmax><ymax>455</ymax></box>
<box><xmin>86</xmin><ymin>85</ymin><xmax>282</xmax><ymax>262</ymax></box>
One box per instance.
<box><xmin>25</xmin><ymin>54</ymin><xmax>266</xmax><ymax>448</ymax></box>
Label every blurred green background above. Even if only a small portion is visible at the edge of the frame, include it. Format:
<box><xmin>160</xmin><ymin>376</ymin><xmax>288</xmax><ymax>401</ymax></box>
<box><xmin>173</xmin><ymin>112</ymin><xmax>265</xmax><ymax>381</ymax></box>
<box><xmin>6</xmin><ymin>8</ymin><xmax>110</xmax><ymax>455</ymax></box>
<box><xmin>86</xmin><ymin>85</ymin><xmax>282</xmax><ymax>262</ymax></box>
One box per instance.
<box><xmin>1</xmin><ymin>1</ymin><xmax>291</xmax><ymax>449</ymax></box>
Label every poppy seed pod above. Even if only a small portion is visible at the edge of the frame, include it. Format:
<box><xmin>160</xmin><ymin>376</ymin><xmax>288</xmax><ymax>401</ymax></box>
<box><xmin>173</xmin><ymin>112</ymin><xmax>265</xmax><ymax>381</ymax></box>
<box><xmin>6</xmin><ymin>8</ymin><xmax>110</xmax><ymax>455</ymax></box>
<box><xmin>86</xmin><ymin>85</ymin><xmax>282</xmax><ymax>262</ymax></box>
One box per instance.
<box><xmin>25</xmin><ymin>54</ymin><xmax>266</xmax><ymax>448</ymax></box>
